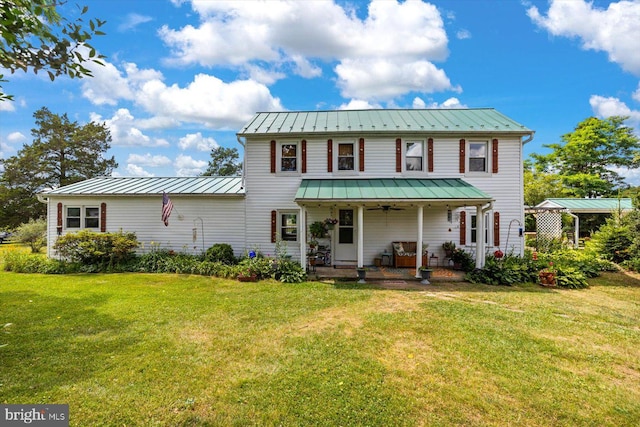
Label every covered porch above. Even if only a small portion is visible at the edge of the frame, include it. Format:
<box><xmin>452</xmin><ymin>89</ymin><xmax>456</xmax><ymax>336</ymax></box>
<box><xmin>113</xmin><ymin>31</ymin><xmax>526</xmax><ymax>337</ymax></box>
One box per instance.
<box><xmin>295</xmin><ymin>178</ymin><xmax>494</xmax><ymax>277</ymax></box>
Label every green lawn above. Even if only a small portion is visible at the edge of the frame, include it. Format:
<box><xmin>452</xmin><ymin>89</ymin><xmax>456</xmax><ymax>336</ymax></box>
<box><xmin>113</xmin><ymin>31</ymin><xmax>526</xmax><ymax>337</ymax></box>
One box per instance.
<box><xmin>1</xmin><ymin>269</ymin><xmax>639</xmax><ymax>426</ymax></box>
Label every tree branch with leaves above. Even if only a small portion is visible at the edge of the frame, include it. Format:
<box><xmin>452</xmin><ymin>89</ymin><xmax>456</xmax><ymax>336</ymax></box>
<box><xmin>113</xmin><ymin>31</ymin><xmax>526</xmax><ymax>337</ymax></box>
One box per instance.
<box><xmin>0</xmin><ymin>0</ymin><xmax>106</xmax><ymax>101</ymax></box>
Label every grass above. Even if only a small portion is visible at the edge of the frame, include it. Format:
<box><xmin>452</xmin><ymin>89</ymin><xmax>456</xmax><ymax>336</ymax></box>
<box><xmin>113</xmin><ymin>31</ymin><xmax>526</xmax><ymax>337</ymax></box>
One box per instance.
<box><xmin>1</xmin><ymin>253</ymin><xmax>639</xmax><ymax>425</ymax></box>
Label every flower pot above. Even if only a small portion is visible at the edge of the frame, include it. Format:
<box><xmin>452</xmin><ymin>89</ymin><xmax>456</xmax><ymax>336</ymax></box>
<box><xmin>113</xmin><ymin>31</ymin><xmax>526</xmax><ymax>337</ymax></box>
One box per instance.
<box><xmin>356</xmin><ymin>268</ymin><xmax>366</xmax><ymax>283</ymax></box>
<box><xmin>419</xmin><ymin>268</ymin><xmax>432</xmax><ymax>285</ymax></box>
<box><xmin>237</xmin><ymin>273</ymin><xmax>257</xmax><ymax>282</ymax></box>
<box><xmin>538</xmin><ymin>271</ymin><xmax>556</xmax><ymax>287</ymax></box>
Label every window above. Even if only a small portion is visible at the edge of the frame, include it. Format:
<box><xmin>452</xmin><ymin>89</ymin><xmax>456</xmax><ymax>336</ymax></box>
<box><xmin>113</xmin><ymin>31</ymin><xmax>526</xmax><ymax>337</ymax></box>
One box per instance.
<box><xmin>338</xmin><ymin>209</ymin><xmax>354</xmax><ymax>244</ymax></box>
<box><xmin>66</xmin><ymin>207</ymin><xmax>81</xmax><ymax>228</ymax></box>
<box><xmin>470</xmin><ymin>213</ymin><xmax>489</xmax><ymax>244</ymax></box>
<box><xmin>280</xmin><ymin>213</ymin><xmax>298</xmax><ymax>241</ymax></box>
<box><xmin>281</xmin><ymin>144</ymin><xmax>297</xmax><ymax>172</ymax></box>
<box><xmin>469</xmin><ymin>142</ymin><xmax>487</xmax><ymax>172</ymax></box>
<box><xmin>337</xmin><ymin>143</ymin><xmax>354</xmax><ymax>171</ymax></box>
<box><xmin>405</xmin><ymin>140</ymin><xmax>423</xmax><ymax>171</ymax></box>
<box><xmin>66</xmin><ymin>206</ymin><xmax>100</xmax><ymax>229</ymax></box>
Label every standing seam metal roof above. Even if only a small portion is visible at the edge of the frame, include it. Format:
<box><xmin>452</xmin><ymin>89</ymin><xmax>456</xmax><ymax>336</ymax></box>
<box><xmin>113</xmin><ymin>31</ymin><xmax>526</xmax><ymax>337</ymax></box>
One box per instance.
<box><xmin>295</xmin><ymin>178</ymin><xmax>491</xmax><ymax>202</ymax></box>
<box><xmin>238</xmin><ymin>109</ymin><xmax>533</xmax><ymax>136</ymax></box>
<box><xmin>539</xmin><ymin>198</ymin><xmax>633</xmax><ymax>211</ymax></box>
<box><xmin>41</xmin><ymin>176</ymin><xmax>245</xmax><ymax>196</ymax></box>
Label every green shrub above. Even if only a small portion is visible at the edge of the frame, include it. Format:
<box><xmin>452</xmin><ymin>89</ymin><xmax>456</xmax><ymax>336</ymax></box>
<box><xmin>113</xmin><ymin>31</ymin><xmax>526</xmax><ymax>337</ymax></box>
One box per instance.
<box><xmin>466</xmin><ymin>254</ymin><xmax>538</xmax><ymax>286</ymax></box>
<box><xmin>554</xmin><ymin>266</ymin><xmax>589</xmax><ymax>289</ymax></box>
<box><xmin>2</xmin><ymin>250</ymin><xmax>67</xmax><ymax>273</ymax></box>
<box><xmin>204</xmin><ymin>243</ymin><xmax>237</xmax><ymax>265</ymax></box>
<box><xmin>13</xmin><ymin>219</ymin><xmax>47</xmax><ymax>253</ymax></box>
<box><xmin>274</xmin><ymin>259</ymin><xmax>307</xmax><ymax>283</ymax></box>
<box><xmin>53</xmin><ymin>230</ymin><xmax>139</xmax><ymax>270</ymax></box>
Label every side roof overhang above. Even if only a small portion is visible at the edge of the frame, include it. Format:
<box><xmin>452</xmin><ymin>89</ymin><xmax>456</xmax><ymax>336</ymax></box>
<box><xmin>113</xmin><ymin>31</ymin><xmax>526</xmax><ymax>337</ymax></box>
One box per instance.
<box><xmin>39</xmin><ymin>176</ymin><xmax>245</xmax><ymax>197</ymax></box>
<box><xmin>237</xmin><ymin>108</ymin><xmax>534</xmax><ymax>141</ymax></box>
<box><xmin>532</xmin><ymin>198</ymin><xmax>633</xmax><ymax>214</ymax></box>
<box><xmin>295</xmin><ymin>178</ymin><xmax>492</xmax><ymax>205</ymax></box>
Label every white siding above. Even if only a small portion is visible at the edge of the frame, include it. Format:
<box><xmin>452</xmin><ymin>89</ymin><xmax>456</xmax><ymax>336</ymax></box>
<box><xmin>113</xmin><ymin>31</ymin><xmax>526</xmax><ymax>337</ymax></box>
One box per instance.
<box><xmin>244</xmin><ymin>134</ymin><xmax>526</xmax><ymax>263</ymax></box>
<box><xmin>44</xmin><ymin>195</ymin><xmax>246</xmax><ymax>258</ymax></box>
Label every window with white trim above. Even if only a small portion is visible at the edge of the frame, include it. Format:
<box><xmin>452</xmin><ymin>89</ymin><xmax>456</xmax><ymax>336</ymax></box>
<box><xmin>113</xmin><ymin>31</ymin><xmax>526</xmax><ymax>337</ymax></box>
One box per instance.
<box><xmin>470</xmin><ymin>213</ymin><xmax>489</xmax><ymax>244</ymax></box>
<box><xmin>405</xmin><ymin>140</ymin><xmax>424</xmax><ymax>171</ymax></box>
<box><xmin>468</xmin><ymin>141</ymin><xmax>488</xmax><ymax>172</ymax></box>
<box><xmin>280</xmin><ymin>143</ymin><xmax>298</xmax><ymax>172</ymax></box>
<box><xmin>66</xmin><ymin>206</ymin><xmax>100</xmax><ymax>229</ymax></box>
<box><xmin>337</xmin><ymin>142</ymin><xmax>355</xmax><ymax>171</ymax></box>
<box><xmin>280</xmin><ymin>212</ymin><xmax>298</xmax><ymax>242</ymax></box>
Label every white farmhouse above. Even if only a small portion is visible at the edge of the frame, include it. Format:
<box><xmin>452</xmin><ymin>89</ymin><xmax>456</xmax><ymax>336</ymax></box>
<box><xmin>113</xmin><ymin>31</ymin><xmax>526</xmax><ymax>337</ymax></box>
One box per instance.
<box><xmin>41</xmin><ymin>108</ymin><xmax>534</xmax><ymax>274</ymax></box>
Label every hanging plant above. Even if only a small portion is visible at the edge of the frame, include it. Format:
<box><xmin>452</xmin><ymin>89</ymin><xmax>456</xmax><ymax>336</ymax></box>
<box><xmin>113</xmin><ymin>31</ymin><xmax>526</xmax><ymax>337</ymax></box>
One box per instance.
<box><xmin>309</xmin><ymin>221</ymin><xmax>327</xmax><ymax>238</ymax></box>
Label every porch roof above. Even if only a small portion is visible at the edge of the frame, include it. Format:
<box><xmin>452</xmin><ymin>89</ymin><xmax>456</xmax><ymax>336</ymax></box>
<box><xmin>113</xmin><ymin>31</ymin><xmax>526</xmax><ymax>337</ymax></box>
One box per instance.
<box><xmin>295</xmin><ymin>178</ymin><xmax>492</xmax><ymax>204</ymax></box>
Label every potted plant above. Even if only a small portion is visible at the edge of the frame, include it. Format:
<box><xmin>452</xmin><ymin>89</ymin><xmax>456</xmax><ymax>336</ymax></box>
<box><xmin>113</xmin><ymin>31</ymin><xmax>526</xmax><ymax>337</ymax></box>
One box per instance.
<box><xmin>419</xmin><ymin>265</ymin><xmax>433</xmax><ymax>284</ymax></box>
<box><xmin>356</xmin><ymin>267</ymin><xmax>367</xmax><ymax>283</ymax></box>
<box><xmin>324</xmin><ymin>217</ymin><xmax>338</xmax><ymax>230</ymax></box>
<box><xmin>538</xmin><ymin>262</ymin><xmax>556</xmax><ymax>287</ymax></box>
<box><xmin>309</xmin><ymin>221</ymin><xmax>327</xmax><ymax>238</ymax></box>
<box><xmin>308</xmin><ymin>239</ymin><xmax>318</xmax><ymax>249</ymax></box>
<box><xmin>451</xmin><ymin>248</ymin><xmax>474</xmax><ymax>271</ymax></box>
<box><xmin>442</xmin><ymin>241</ymin><xmax>456</xmax><ymax>258</ymax></box>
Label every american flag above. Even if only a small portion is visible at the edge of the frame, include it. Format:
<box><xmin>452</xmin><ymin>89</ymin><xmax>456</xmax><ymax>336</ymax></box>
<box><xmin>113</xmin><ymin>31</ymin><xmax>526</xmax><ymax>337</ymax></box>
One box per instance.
<box><xmin>162</xmin><ymin>192</ymin><xmax>174</xmax><ymax>226</ymax></box>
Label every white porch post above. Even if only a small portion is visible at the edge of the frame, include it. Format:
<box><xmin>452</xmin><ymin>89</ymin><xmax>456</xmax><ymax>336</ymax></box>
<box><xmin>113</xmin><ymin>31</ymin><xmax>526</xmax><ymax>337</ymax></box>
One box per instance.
<box><xmin>476</xmin><ymin>204</ymin><xmax>485</xmax><ymax>268</ymax></box>
<box><xmin>299</xmin><ymin>205</ymin><xmax>307</xmax><ymax>269</ymax></box>
<box><xmin>357</xmin><ymin>205</ymin><xmax>364</xmax><ymax>268</ymax></box>
<box><xmin>415</xmin><ymin>204</ymin><xmax>424</xmax><ymax>278</ymax></box>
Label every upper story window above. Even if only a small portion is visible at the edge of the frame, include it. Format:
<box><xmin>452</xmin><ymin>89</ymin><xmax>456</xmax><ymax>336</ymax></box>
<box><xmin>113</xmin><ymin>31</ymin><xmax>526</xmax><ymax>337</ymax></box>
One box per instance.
<box><xmin>405</xmin><ymin>140</ymin><xmax>424</xmax><ymax>171</ymax></box>
<box><xmin>337</xmin><ymin>143</ymin><xmax>355</xmax><ymax>171</ymax></box>
<box><xmin>281</xmin><ymin>144</ymin><xmax>297</xmax><ymax>172</ymax></box>
<box><xmin>469</xmin><ymin>141</ymin><xmax>488</xmax><ymax>172</ymax></box>
<box><xmin>66</xmin><ymin>206</ymin><xmax>100</xmax><ymax>229</ymax></box>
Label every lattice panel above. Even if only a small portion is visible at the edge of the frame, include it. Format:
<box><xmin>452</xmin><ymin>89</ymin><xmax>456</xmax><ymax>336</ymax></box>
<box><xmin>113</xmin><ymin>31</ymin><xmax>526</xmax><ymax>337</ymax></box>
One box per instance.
<box><xmin>537</xmin><ymin>211</ymin><xmax>562</xmax><ymax>239</ymax></box>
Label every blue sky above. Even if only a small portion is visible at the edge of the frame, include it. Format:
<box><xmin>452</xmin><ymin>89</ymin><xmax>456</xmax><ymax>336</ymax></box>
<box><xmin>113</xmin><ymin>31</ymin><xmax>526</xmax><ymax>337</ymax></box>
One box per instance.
<box><xmin>1</xmin><ymin>0</ymin><xmax>639</xmax><ymax>184</ymax></box>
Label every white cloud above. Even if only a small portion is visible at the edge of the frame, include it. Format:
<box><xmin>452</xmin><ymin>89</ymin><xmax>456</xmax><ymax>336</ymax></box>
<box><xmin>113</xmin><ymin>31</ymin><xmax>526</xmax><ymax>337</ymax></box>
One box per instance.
<box><xmin>118</xmin><ymin>13</ymin><xmax>153</xmax><ymax>32</ymax></box>
<box><xmin>589</xmin><ymin>95</ymin><xmax>640</xmax><ymax>126</ymax></box>
<box><xmin>136</xmin><ymin>74</ymin><xmax>283</xmax><ymax>129</ymax></box>
<box><xmin>336</xmin><ymin>58</ymin><xmax>456</xmax><ymax>100</ymax></box>
<box><xmin>528</xmin><ymin>0</ymin><xmax>640</xmax><ymax>75</ymax></box>
<box><xmin>7</xmin><ymin>131</ymin><xmax>27</xmax><ymax>143</ymax></box>
<box><xmin>81</xmin><ymin>59</ymin><xmax>164</xmax><ymax>106</ymax></box>
<box><xmin>174</xmin><ymin>154</ymin><xmax>207</xmax><ymax>176</ymax></box>
<box><xmin>338</xmin><ymin>99</ymin><xmax>382</xmax><ymax>110</ymax></box>
<box><xmin>633</xmin><ymin>82</ymin><xmax>640</xmax><ymax>103</ymax></box>
<box><xmin>161</xmin><ymin>0</ymin><xmax>456</xmax><ymax>100</ymax></box>
<box><xmin>178</xmin><ymin>132</ymin><xmax>219</xmax><ymax>151</ymax></box>
<box><xmin>456</xmin><ymin>29</ymin><xmax>471</xmax><ymax>40</ymax></box>
<box><xmin>125</xmin><ymin>164</ymin><xmax>155</xmax><ymax>177</ymax></box>
<box><xmin>127</xmin><ymin>153</ymin><xmax>172</xmax><ymax>167</ymax></box>
<box><xmin>92</xmin><ymin>109</ymin><xmax>171</xmax><ymax>147</ymax></box>
<box><xmin>0</xmin><ymin>101</ymin><xmax>15</xmax><ymax>112</ymax></box>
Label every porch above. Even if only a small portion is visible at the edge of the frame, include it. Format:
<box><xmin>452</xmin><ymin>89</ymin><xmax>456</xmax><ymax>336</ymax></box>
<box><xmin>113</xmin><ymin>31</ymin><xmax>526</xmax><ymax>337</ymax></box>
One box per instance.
<box><xmin>307</xmin><ymin>265</ymin><xmax>466</xmax><ymax>284</ymax></box>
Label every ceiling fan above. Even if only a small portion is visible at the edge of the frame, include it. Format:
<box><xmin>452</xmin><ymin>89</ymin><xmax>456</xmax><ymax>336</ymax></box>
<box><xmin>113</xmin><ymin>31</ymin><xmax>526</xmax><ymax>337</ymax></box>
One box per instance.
<box><xmin>367</xmin><ymin>205</ymin><xmax>405</xmax><ymax>211</ymax></box>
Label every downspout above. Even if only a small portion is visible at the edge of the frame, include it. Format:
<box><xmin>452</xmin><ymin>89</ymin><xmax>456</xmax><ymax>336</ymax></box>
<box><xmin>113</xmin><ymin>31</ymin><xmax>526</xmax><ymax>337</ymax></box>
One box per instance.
<box><xmin>236</xmin><ymin>135</ymin><xmax>248</xmax><ymax>254</ymax></box>
<box><xmin>36</xmin><ymin>193</ymin><xmax>51</xmax><ymax>257</ymax></box>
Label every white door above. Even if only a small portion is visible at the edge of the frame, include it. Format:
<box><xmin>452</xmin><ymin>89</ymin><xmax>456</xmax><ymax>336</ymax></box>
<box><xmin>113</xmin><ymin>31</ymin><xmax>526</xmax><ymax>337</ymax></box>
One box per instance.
<box><xmin>334</xmin><ymin>209</ymin><xmax>356</xmax><ymax>264</ymax></box>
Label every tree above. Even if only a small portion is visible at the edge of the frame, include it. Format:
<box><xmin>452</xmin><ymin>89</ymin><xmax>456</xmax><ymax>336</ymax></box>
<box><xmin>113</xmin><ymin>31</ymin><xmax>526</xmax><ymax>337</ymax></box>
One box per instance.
<box><xmin>0</xmin><ymin>107</ymin><xmax>117</xmax><ymax>226</ymax></box>
<box><xmin>530</xmin><ymin>116</ymin><xmax>640</xmax><ymax>198</ymax></box>
<box><xmin>0</xmin><ymin>0</ymin><xmax>106</xmax><ymax>101</ymax></box>
<box><xmin>202</xmin><ymin>146</ymin><xmax>242</xmax><ymax>176</ymax></box>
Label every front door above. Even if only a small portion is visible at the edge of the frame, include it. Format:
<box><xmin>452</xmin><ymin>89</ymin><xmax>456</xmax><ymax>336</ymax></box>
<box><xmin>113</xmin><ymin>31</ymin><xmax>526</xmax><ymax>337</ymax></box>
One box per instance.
<box><xmin>334</xmin><ymin>209</ymin><xmax>356</xmax><ymax>264</ymax></box>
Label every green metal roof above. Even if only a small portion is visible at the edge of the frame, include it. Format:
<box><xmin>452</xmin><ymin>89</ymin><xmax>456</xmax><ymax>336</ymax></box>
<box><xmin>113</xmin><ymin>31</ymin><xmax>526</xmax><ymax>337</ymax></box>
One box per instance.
<box><xmin>238</xmin><ymin>109</ymin><xmax>533</xmax><ymax>137</ymax></box>
<box><xmin>538</xmin><ymin>198</ymin><xmax>633</xmax><ymax>212</ymax></box>
<box><xmin>295</xmin><ymin>178</ymin><xmax>491</xmax><ymax>203</ymax></box>
<box><xmin>41</xmin><ymin>176</ymin><xmax>245</xmax><ymax>196</ymax></box>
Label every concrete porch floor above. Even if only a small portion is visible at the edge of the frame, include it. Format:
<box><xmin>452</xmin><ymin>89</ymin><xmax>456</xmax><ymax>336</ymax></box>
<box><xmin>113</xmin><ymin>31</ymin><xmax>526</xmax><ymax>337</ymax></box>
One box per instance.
<box><xmin>307</xmin><ymin>265</ymin><xmax>466</xmax><ymax>284</ymax></box>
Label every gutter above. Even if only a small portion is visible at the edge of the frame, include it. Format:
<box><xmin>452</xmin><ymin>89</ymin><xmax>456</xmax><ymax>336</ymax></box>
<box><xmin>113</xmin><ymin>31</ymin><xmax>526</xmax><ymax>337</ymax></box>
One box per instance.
<box><xmin>521</xmin><ymin>131</ymin><xmax>535</xmax><ymax>144</ymax></box>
